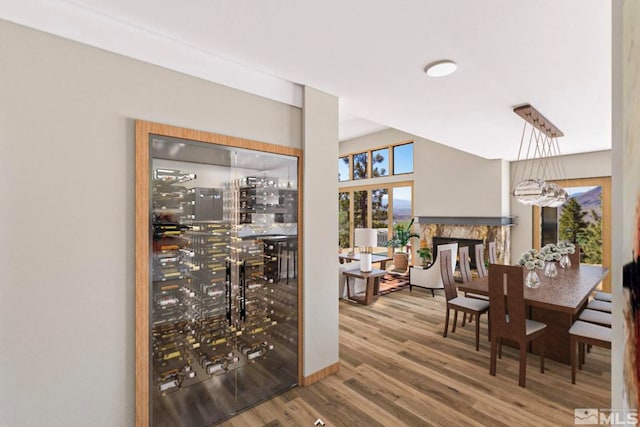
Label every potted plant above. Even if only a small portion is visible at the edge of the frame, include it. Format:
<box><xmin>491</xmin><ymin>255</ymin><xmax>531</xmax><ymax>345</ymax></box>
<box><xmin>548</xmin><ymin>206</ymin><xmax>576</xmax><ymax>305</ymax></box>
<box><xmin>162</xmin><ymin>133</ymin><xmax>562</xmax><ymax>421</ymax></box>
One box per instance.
<box><xmin>386</xmin><ymin>218</ymin><xmax>420</xmax><ymax>271</ymax></box>
<box><xmin>417</xmin><ymin>241</ymin><xmax>432</xmax><ymax>268</ymax></box>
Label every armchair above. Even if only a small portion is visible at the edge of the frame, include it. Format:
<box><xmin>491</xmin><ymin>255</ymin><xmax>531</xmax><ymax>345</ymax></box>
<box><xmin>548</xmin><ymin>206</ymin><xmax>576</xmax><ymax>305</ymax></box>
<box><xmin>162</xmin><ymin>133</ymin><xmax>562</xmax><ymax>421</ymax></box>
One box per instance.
<box><xmin>408</xmin><ymin>242</ymin><xmax>458</xmax><ymax>296</ymax></box>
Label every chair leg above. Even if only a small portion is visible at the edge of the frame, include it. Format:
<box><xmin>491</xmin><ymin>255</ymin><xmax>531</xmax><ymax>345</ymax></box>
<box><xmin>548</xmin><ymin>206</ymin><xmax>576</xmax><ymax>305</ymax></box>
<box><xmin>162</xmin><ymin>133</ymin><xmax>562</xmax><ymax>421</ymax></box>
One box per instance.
<box><xmin>571</xmin><ymin>336</ymin><xmax>577</xmax><ymax>384</ymax></box>
<box><xmin>490</xmin><ymin>337</ymin><xmax>498</xmax><ymax>376</ymax></box>
<box><xmin>452</xmin><ymin>311</ymin><xmax>458</xmax><ymax>333</ymax></box>
<box><xmin>498</xmin><ymin>337</ymin><xmax>502</xmax><ymax>359</ymax></box>
<box><xmin>443</xmin><ymin>308</ymin><xmax>450</xmax><ymax>338</ymax></box>
<box><xmin>487</xmin><ymin>312</ymin><xmax>491</xmax><ymax>341</ymax></box>
<box><xmin>475</xmin><ymin>314</ymin><xmax>480</xmax><ymax>351</ymax></box>
<box><xmin>462</xmin><ymin>312</ymin><xmax>467</xmax><ymax>327</ymax></box>
<box><xmin>579</xmin><ymin>343</ymin><xmax>584</xmax><ymax>370</ymax></box>
<box><xmin>519</xmin><ymin>344</ymin><xmax>527</xmax><ymax>387</ymax></box>
<box><xmin>431</xmin><ymin>289</ymin><xmax>434</xmax><ymax>297</ymax></box>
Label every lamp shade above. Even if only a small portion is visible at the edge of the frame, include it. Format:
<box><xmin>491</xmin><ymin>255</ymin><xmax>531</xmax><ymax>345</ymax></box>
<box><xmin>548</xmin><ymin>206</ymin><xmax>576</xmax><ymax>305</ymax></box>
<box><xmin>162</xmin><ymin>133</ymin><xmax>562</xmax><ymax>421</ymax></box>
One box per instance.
<box><xmin>354</xmin><ymin>228</ymin><xmax>377</xmax><ymax>248</ymax></box>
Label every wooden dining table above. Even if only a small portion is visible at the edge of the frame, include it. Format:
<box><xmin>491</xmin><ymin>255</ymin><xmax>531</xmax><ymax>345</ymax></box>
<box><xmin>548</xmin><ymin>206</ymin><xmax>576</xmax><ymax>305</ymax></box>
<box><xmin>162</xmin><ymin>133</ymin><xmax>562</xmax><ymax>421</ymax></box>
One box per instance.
<box><xmin>458</xmin><ymin>264</ymin><xmax>609</xmax><ymax>364</ymax></box>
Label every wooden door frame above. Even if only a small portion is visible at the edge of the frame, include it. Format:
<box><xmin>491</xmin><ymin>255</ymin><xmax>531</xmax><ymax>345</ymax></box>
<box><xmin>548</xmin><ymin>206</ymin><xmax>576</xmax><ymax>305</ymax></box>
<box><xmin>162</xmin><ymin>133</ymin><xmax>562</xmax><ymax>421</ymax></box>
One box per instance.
<box><xmin>135</xmin><ymin>120</ymin><xmax>303</xmax><ymax>426</ymax></box>
<box><xmin>532</xmin><ymin>176</ymin><xmax>611</xmax><ymax>291</ymax></box>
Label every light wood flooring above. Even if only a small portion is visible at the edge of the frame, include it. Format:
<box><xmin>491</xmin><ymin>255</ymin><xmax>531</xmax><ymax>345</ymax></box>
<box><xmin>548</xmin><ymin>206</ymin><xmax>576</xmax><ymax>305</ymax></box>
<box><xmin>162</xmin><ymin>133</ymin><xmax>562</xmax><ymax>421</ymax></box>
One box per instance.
<box><xmin>220</xmin><ymin>289</ymin><xmax>610</xmax><ymax>427</ymax></box>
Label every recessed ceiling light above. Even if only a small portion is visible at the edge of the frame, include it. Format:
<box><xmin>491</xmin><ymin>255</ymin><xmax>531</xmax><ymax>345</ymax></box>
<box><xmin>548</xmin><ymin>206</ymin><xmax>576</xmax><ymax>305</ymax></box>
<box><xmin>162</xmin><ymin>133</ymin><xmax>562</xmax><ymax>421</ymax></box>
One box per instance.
<box><xmin>424</xmin><ymin>60</ymin><xmax>458</xmax><ymax>77</ymax></box>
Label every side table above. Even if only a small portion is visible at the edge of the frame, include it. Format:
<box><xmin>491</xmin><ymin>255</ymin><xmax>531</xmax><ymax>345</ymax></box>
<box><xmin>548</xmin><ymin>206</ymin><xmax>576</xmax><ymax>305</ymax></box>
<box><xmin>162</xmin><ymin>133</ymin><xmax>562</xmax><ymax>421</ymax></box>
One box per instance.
<box><xmin>343</xmin><ymin>268</ymin><xmax>387</xmax><ymax>305</ymax></box>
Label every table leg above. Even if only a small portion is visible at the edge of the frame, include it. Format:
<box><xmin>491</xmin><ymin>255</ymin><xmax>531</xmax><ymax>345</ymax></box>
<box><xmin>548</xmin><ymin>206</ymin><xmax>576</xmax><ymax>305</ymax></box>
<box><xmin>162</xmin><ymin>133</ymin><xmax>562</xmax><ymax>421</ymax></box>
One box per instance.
<box><xmin>365</xmin><ymin>277</ymin><xmax>374</xmax><ymax>305</ymax></box>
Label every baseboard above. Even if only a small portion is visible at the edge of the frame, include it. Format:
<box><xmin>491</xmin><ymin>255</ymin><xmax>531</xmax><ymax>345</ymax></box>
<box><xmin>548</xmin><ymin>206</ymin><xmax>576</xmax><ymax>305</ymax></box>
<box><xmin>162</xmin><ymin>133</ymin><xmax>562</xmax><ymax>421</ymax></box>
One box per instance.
<box><xmin>301</xmin><ymin>362</ymin><xmax>340</xmax><ymax>386</ymax></box>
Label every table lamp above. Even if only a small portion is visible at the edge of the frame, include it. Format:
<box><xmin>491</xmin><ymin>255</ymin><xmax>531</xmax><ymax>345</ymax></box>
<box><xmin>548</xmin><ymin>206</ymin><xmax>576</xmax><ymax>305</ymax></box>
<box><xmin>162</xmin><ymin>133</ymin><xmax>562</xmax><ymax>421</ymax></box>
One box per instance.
<box><xmin>354</xmin><ymin>228</ymin><xmax>377</xmax><ymax>272</ymax></box>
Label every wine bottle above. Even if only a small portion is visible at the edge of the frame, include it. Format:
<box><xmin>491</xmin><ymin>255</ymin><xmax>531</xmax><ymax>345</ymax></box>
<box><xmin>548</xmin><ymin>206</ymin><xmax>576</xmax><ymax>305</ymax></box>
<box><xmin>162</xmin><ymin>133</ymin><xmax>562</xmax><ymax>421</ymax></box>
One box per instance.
<box><xmin>153</xmin><ymin>168</ymin><xmax>196</xmax><ymax>183</ymax></box>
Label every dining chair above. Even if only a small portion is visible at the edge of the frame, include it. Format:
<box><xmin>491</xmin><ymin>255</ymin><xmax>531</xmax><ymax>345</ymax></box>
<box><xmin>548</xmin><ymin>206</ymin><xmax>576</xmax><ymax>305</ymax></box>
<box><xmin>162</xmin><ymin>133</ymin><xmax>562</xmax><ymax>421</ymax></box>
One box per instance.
<box><xmin>594</xmin><ymin>291</ymin><xmax>612</xmax><ymax>302</ymax></box>
<box><xmin>586</xmin><ymin>299</ymin><xmax>612</xmax><ymax>313</ymax></box>
<box><xmin>475</xmin><ymin>243</ymin><xmax>488</xmax><ymax>278</ymax></box>
<box><xmin>488</xmin><ymin>241</ymin><xmax>498</xmax><ymax>264</ymax></box>
<box><xmin>488</xmin><ymin>264</ymin><xmax>547</xmax><ymax>387</ymax></box>
<box><xmin>441</xmin><ymin>249</ymin><xmax>490</xmax><ymax>351</ymax></box>
<box><xmin>567</xmin><ymin>243</ymin><xmax>580</xmax><ymax>267</ymax></box>
<box><xmin>460</xmin><ymin>245</ymin><xmax>489</xmax><ymax>326</ymax></box>
<box><xmin>568</xmin><ymin>320</ymin><xmax>611</xmax><ymax>384</ymax></box>
<box><xmin>578</xmin><ymin>308</ymin><xmax>612</xmax><ymax>327</ymax></box>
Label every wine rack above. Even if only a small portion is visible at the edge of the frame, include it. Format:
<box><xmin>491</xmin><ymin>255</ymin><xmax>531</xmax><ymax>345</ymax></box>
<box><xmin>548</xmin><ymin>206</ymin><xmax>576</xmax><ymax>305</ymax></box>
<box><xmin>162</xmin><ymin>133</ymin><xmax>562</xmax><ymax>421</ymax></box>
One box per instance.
<box><xmin>151</xmin><ymin>169</ymin><xmax>198</xmax><ymax>395</ymax></box>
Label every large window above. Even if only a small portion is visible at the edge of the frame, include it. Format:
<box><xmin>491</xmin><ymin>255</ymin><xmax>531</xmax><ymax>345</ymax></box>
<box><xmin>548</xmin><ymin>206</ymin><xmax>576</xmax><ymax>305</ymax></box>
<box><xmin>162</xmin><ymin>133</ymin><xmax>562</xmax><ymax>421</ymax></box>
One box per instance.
<box><xmin>533</xmin><ymin>177</ymin><xmax>611</xmax><ymax>290</ymax></box>
<box><xmin>337</xmin><ymin>182</ymin><xmax>413</xmax><ymax>255</ymax></box>
<box><xmin>338</xmin><ymin>142</ymin><xmax>413</xmax><ymax>182</ymax></box>
<box><xmin>393</xmin><ymin>143</ymin><xmax>413</xmax><ymax>174</ymax></box>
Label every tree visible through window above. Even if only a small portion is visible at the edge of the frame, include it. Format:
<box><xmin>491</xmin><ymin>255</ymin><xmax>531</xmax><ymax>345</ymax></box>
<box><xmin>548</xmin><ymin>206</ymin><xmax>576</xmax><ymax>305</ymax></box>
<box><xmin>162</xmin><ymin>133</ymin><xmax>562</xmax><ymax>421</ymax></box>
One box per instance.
<box><xmin>353</xmin><ymin>153</ymin><xmax>368</xmax><ymax>179</ymax></box>
<box><xmin>556</xmin><ymin>186</ymin><xmax>603</xmax><ymax>264</ymax></box>
<box><xmin>371</xmin><ymin>148</ymin><xmax>389</xmax><ymax>178</ymax></box>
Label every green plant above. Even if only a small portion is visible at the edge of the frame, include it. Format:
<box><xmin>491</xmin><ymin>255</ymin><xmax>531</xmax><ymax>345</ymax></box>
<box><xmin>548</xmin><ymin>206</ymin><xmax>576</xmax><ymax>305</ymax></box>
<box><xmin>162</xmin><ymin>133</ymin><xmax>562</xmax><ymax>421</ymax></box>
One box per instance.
<box><xmin>418</xmin><ymin>247</ymin><xmax>432</xmax><ymax>261</ymax></box>
<box><xmin>386</xmin><ymin>218</ymin><xmax>420</xmax><ymax>253</ymax></box>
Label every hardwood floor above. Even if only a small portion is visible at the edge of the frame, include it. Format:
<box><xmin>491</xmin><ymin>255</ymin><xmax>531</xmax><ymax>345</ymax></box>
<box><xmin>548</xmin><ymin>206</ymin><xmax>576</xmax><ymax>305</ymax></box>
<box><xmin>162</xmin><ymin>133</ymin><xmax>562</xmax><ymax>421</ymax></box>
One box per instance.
<box><xmin>220</xmin><ymin>289</ymin><xmax>610</xmax><ymax>427</ymax></box>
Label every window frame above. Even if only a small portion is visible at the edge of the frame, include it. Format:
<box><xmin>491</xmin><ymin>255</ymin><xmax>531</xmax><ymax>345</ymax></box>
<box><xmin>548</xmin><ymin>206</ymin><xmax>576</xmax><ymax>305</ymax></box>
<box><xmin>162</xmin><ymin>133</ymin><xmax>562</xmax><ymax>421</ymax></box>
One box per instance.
<box><xmin>392</xmin><ymin>142</ymin><xmax>414</xmax><ymax>175</ymax></box>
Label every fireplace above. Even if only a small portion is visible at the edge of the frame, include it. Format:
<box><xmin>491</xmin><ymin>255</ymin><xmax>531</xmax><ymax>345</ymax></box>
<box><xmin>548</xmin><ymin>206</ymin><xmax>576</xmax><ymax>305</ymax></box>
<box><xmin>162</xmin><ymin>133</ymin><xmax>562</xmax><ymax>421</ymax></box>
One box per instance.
<box><xmin>433</xmin><ymin>236</ymin><xmax>484</xmax><ymax>269</ymax></box>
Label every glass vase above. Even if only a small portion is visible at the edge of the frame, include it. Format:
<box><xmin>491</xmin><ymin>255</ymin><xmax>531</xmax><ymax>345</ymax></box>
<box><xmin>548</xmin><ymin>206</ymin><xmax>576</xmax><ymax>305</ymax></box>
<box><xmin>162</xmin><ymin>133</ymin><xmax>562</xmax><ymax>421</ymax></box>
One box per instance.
<box><xmin>525</xmin><ymin>269</ymin><xmax>541</xmax><ymax>288</ymax></box>
<box><xmin>544</xmin><ymin>261</ymin><xmax>558</xmax><ymax>278</ymax></box>
<box><xmin>560</xmin><ymin>254</ymin><xmax>571</xmax><ymax>269</ymax></box>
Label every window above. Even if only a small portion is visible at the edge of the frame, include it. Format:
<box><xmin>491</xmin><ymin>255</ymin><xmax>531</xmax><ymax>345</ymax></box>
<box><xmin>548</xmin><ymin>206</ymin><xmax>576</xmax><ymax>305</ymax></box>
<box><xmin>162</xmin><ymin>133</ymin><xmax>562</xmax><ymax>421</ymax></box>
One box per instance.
<box><xmin>353</xmin><ymin>190</ymin><xmax>368</xmax><ymax>228</ymax></box>
<box><xmin>371</xmin><ymin>148</ymin><xmax>389</xmax><ymax>178</ymax></box>
<box><xmin>353</xmin><ymin>152</ymin><xmax>368</xmax><ymax>179</ymax></box>
<box><xmin>338</xmin><ymin>192</ymin><xmax>350</xmax><ymax>248</ymax></box>
<box><xmin>338</xmin><ymin>156</ymin><xmax>350</xmax><ymax>182</ymax></box>
<box><xmin>540</xmin><ymin>185</ymin><xmax>603</xmax><ymax>264</ymax></box>
<box><xmin>393</xmin><ymin>143</ymin><xmax>413</xmax><ymax>174</ymax></box>
<box><xmin>533</xmin><ymin>177</ymin><xmax>611</xmax><ymax>290</ymax></box>
<box><xmin>338</xmin><ymin>141</ymin><xmax>413</xmax><ymax>182</ymax></box>
<box><xmin>337</xmin><ymin>182</ymin><xmax>413</xmax><ymax>253</ymax></box>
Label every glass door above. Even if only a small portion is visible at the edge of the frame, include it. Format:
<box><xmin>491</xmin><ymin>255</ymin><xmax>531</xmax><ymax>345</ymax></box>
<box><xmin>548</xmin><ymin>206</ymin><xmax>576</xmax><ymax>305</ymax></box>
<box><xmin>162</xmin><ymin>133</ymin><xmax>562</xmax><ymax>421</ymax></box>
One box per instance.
<box><xmin>139</xmin><ymin>125</ymin><xmax>300</xmax><ymax>427</ymax></box>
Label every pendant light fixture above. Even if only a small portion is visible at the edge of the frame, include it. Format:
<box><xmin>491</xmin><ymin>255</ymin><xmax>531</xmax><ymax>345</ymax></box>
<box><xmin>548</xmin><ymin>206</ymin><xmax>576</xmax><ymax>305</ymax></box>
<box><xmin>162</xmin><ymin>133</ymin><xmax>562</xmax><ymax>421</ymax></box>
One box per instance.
<box><xmin>511</xmin><ymin>104</ymin><xmax>568</xmax><ymax>207</ymax></box>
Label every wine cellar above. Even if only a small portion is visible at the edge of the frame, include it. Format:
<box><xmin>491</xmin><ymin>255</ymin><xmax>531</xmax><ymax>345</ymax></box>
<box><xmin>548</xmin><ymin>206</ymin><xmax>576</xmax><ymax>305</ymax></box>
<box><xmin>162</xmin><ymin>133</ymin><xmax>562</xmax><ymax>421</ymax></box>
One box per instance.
<box><xmin>137</xmin><ymin>123</ymin><xmax>302</xmax><ymax>427</ymax></box>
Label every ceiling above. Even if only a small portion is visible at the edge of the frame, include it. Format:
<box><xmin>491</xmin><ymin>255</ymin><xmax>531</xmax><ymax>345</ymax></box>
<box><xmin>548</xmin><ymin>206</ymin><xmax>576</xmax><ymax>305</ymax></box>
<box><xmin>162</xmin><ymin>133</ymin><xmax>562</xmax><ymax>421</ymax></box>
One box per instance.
<box><xmin>2</xmin><ymin>0</ymin><xmax>611</xmax><ymax>160</ymax></box>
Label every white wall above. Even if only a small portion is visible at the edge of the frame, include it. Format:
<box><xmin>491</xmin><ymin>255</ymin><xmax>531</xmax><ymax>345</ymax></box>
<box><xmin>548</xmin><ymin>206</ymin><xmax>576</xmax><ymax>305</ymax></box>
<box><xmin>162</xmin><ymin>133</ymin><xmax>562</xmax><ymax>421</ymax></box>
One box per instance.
<box><xmin>0</xmin><ymin>19</ymin><xmax>307</xmax><ymax>427</ymax></box>
<box><xmin>340</xmin><ymin>128</ymin><xmax>509</xmax><ymax>217</ymax></box>
<box><xmin>302</xmin><ymin>87</ymin><xmax>340</xmax><ymax>376</ymax></box>
<box><xmin>509</xmin><ymin>150</ymin><xmax>612</xmax><ymax>263</ymax></box>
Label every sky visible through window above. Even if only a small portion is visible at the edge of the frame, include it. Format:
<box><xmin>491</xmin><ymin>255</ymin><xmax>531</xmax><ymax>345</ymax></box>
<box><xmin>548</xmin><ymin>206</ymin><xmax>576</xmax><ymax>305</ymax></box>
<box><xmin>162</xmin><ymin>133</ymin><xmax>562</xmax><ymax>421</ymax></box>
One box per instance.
<box><xmin>393</xmin><ymin>144</ymin><xmax>413</xmax><ymax>174</ymax></box>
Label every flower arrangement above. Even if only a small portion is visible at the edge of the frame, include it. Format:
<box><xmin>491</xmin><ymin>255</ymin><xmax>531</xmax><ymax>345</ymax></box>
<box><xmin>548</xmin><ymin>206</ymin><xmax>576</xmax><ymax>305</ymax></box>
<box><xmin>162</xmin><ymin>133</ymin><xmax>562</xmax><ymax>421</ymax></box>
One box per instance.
<box><xmin>557</xmin><ymin>240</ymin><xmax>576</xmax><ymax>255</ymax></box>
<box><xmin>539</xmin><ymin>243</ymin><xmax>563</xmax><ymax>262</ymax></box>
<box><xmin>517</xmin><ymin>249</ymin><xmax>545</xmax><ymax>270</ymax></box>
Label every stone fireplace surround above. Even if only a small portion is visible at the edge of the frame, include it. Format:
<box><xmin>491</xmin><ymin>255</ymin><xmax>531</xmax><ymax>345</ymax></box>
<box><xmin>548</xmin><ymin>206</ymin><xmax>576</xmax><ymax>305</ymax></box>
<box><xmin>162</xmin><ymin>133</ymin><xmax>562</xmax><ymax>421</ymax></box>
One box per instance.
<box><xmin>416</xmin><ymin>216</ymin><xmax>515</xmax><ymax>266</ymax></box>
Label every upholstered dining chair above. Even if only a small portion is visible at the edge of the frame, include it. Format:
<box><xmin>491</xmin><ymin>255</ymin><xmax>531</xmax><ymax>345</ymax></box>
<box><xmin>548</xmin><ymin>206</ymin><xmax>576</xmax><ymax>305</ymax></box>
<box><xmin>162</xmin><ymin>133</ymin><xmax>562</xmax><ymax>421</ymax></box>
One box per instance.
<box><xmin>441</xmin><ymin>249</ymin><xmax>490</xmax><ymax>351</ymax></box>
<box><xmin>460</xmin><ymin>245</ymin><xmax>488</xmax><ymax>326</ymax></box>
<box><xmin>568</xmin><ymin>320</ymin><xmax>612</xmax><ymax>384</ymax></box>
<box><xmin>488</xmin><ymin>264</ymin><xmax>547</xmax><ymax>387</ymax></box>
<box><xmin>594</xmin><ymin>291</ymin><xmax>612</xmax><ymax>302</ymax></box>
